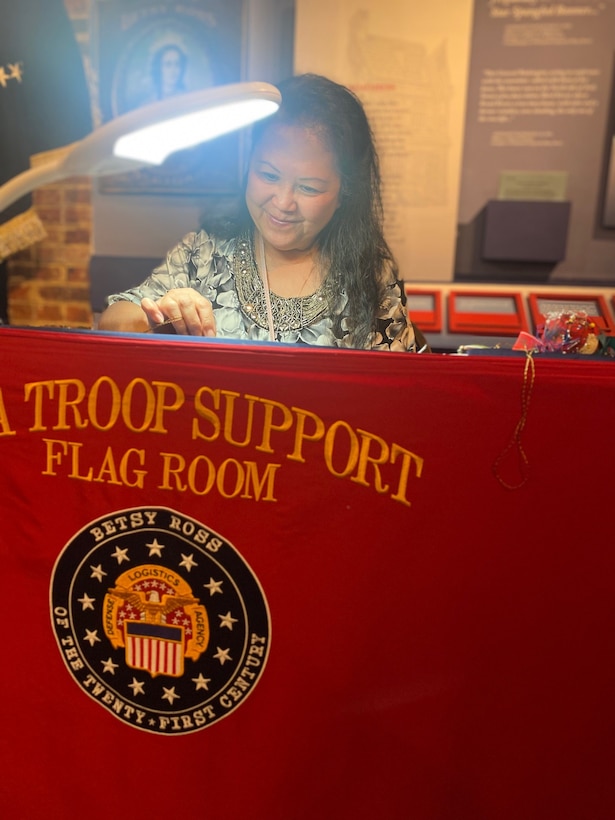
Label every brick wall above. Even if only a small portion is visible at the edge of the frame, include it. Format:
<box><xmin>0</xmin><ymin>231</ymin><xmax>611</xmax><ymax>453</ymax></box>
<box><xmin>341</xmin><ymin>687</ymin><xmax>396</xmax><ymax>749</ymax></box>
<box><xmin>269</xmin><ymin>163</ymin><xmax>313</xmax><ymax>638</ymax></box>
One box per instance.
<box><xmin>7</xmin><ymin>176</ymin><xmax>93</xmax><ymax>328</ymax></box>
<box><xmin>6</xmin><ymin>0</ymin><xmax>93</xmax><ymax>328</ymax></box>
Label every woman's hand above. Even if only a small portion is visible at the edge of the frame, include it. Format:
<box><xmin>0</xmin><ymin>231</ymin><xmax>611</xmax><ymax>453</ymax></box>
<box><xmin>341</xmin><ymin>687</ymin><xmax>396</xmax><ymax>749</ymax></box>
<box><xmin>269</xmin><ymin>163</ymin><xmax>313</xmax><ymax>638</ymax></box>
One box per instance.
<box><xmin>141</xmin><ymin>288</ymin><xmax>217</xmax><ymax>337</ymax></box>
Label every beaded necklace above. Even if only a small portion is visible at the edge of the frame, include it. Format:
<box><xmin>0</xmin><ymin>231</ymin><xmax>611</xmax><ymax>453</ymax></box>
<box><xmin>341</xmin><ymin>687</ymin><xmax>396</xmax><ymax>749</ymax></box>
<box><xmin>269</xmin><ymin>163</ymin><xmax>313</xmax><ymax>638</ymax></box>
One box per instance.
<box><xmin>233</xmin><ymin>232</ymin><xmax>331</xmax><ymax>339</ymax></box>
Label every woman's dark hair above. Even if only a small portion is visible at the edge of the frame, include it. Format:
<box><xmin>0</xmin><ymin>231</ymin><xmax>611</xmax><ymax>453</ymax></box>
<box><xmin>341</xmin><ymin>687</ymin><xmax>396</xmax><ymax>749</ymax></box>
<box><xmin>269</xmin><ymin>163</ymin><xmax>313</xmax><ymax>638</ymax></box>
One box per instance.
<box><xmin>258</xmin><ymin>74</ymin><xmax>395</xmax><ymax>345</ymax></box>
<box><xmin>203</xmin><ymin>73</ymin><xmax>397</xmax><ymax>346</ymax></box>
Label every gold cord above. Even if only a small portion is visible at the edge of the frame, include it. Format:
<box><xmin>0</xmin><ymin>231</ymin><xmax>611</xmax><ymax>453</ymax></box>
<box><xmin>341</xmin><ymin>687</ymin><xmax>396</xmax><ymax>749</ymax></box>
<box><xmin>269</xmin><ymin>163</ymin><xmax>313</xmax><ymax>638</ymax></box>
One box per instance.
<box><xmin>492</xmin><ymin>351</ymin><xmax>536</xmax><ymax>490</ymax></box>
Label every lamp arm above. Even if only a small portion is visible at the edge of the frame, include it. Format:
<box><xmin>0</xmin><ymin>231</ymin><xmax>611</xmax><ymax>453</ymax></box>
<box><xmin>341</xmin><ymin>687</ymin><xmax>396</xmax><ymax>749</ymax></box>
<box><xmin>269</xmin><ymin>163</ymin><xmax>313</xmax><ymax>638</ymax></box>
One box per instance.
<box><xmin>0</xmin><ymin>82</ymin><xmax>281</xmax><ymax>216</ymax></box>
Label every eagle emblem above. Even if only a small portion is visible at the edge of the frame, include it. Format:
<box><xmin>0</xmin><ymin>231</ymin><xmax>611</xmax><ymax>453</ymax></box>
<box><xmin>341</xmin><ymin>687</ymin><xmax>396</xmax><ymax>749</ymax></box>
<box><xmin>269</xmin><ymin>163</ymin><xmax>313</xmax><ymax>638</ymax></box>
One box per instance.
<box><xmin>104</xmin><ymin>567</ymin><xmax>209</xmax><ymax>677</ymax></box>
<box><xmin>50</xmin><ymin>507</ymin><xmax>271</xmax><ymax>735</ymax></box>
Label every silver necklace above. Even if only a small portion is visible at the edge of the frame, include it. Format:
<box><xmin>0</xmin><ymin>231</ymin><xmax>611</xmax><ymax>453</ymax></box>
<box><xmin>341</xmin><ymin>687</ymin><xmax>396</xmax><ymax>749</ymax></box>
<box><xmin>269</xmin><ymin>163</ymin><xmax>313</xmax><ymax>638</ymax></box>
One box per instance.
<box><xmin>233</xmin><ymin>232</ymin><xmax>331</xmax><ymax>337</ymax></box>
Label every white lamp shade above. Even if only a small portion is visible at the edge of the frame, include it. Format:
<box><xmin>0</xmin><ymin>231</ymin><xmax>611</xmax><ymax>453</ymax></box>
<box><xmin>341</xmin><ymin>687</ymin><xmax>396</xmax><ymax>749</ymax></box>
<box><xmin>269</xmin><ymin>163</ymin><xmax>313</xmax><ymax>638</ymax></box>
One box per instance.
<box><xmin>0</xmin><ymin>81</ymin><xmax>281</xmax><ymax>213</ymax></box>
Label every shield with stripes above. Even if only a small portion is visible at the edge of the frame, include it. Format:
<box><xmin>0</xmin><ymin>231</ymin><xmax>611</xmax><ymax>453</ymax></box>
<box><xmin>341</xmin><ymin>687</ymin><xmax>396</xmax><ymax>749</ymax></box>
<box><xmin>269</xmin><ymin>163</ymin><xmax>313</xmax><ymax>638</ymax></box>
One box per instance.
<box><xmin>125</xmin><ymin>621</ymin><xmax>184</xmax><ymax>677</ymax></box>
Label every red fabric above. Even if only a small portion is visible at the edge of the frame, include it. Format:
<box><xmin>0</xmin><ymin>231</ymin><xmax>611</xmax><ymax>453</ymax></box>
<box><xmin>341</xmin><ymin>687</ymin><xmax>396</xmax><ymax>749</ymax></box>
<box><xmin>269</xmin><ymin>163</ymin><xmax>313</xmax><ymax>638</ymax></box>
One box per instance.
<box><xmin>1</xmin><ymin>327</ymin><xmax>614</xmax><ymax>819</ymax></box>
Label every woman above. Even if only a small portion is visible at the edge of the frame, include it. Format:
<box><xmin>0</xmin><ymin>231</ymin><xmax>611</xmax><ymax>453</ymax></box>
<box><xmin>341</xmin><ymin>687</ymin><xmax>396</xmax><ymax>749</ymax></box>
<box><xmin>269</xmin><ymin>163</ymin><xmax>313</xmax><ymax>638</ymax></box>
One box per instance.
<box><xmin>99</xmin><ymin>73</ymin><xmax>421</xmax><ymax>351</ymax></box>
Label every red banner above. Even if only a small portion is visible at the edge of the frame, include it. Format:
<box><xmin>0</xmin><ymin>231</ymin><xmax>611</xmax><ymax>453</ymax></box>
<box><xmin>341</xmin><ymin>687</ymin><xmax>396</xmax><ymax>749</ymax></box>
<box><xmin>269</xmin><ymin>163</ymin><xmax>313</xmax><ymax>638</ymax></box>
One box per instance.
<box><xmin>1</xmin><ymin>327</ymin><xmax>613</xmax><ymax>819</ymax></box>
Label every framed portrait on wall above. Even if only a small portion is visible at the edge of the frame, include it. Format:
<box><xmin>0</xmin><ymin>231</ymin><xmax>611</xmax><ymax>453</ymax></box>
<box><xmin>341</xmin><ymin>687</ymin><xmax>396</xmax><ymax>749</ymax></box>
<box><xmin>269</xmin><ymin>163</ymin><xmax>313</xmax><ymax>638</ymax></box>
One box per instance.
<box><xmin>92</xmin><ymin>0</ymin><xmax>246</xmax><ymax>195</ymax></box>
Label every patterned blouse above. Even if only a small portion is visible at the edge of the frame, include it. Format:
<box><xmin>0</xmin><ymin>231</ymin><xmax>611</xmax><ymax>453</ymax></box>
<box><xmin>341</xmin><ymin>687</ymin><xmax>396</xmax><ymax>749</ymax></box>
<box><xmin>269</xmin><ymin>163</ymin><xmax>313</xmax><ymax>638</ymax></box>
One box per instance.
<box><xmin>107</xmin><ymin>230</ymin><xmax>418</xmax><ymax>351</ymax></box>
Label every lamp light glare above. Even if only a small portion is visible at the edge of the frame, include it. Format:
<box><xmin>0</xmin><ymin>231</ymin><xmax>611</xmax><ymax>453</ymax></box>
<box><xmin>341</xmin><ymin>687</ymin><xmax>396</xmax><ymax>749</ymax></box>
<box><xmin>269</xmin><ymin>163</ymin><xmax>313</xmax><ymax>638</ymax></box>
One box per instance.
<box><xmin>0</xmin><ymin>81</ymin><xmax>281</xmax><ymax>214</ymax></box>
<box><xmin>114</xmin><ymin>98</ymin><xmax>280</xmax><ymax>165</ymax></box>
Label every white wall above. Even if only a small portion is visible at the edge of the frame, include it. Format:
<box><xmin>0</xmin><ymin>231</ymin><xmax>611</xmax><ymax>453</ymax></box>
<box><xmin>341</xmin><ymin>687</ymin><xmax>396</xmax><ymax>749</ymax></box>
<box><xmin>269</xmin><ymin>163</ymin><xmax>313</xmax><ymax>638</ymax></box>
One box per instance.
<box><xmin>294</xmin><ymin>0</ymin><xmax>474</xmax><ymax>283</ymax></box>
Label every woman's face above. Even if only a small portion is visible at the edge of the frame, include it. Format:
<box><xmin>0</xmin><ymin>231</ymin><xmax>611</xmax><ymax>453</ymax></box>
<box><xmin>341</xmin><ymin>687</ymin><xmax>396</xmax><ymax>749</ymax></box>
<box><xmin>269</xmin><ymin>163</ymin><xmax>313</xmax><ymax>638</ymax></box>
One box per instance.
<box><xmin>160</xmin><ymin>48</ymin><xmax>184</xmax><ymax>95</ymax></box>
<box><xmin>245</xmin><ymin>124</ymin><xmax>342</xmax><ymax>254</ymax></box>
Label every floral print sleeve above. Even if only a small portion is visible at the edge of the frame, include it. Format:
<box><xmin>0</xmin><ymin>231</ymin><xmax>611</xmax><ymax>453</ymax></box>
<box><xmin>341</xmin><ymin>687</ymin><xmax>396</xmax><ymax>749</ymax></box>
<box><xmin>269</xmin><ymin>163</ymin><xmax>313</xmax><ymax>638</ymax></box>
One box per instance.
<box><xmin>106</xmin><ymin>231</ymin><xmax>232</xmax><ymax>307</ymax></box>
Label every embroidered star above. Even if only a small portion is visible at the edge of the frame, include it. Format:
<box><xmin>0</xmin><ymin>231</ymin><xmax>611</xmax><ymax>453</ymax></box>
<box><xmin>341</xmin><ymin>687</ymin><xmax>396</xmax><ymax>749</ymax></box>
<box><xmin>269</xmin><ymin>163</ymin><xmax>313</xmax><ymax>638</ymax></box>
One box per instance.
<box><xmin>101</xmin><ymin>657</ymin><xmax>119</xmax><ymax>675</ymax></box>
<box><xmin>179</xmin><ymin>553</ymin><xmax>197</xmax><ymax>572</ymax></box>
<box><xmin>162</xmin><ymin>686</ymin><xmax>180</xmax><ymax>704</ymax></box>
<box><xmin>146</xmin><ymin>538</ymin><xmax>165</xmax><ymax>557</ymax></box>
<box><xmin>78</xmin><ymin>592</ymin><xmax>96</xmax><ymax>611</ymax></box>
<box><xmin>218</xmin><ymin>611</ymin><xmax>238</xmax><ymax>630</ymax></box>
<box><xmin>204</xmin><ymin>578</ymin><xmax>223</xmax><ymax>596</ymax></box>
<box><xmin>90</xmin><ymin>564</ymin><xmax>107</xmax><ymax>582</ymax></box>
<box><xmin>111</xmin><ymin>545</ymin><xmax>130</xmax><ymax>565</ymax></box>
<box><xmin>128</xmin><ymin>678</ymin><xmax>145</xmax><ymax>696</ymax></box>
<box><xmin>192</xmin><ymin>673</ymin><xmax>211</xmax><ymax>691</ymax></box>
<box><xmin>7</xmin><ymin>62</ymin><xmax>23</xmax><ymax>82</ymax></box>
<box><xmin>214</xmin><ymin>647</ymin><xmax>232</xmax><ymax>665</ymax></box>
<box><xmin>84</xmin><ymin>629</ymin><xmax>100</xmax><ymax>647</ymax></box>
<box><xmin>0</xmin><ymin>68</ymin><xmax>8</xmax><ymax>88</ymax></box>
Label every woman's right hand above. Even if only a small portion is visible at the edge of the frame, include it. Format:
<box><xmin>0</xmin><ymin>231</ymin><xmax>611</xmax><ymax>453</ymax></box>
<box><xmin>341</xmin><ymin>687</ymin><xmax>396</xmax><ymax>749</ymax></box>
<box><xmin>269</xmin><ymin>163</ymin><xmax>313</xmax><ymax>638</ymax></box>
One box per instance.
<box><xmin>141</xmin><ymin>288</ymin><xmax>217</xmax><ymax>337</ymax></box>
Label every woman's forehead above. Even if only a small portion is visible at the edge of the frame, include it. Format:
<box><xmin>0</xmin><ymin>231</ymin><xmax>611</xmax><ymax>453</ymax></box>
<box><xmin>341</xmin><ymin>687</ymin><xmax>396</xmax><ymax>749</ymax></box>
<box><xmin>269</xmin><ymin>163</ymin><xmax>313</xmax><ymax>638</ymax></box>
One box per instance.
<box><xmin>252</xmin><ymin>123</ymin><xmax>339</xmax><ymax>171</ymax></box>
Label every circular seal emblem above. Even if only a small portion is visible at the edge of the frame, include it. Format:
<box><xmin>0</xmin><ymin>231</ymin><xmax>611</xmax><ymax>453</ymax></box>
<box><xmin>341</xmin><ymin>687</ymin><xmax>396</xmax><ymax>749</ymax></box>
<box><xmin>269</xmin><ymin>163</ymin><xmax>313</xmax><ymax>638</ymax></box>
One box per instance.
<box><xmin>50</xmin><ymin>506</ymin><xmax>270</xmax><ymax>735</ymax></box>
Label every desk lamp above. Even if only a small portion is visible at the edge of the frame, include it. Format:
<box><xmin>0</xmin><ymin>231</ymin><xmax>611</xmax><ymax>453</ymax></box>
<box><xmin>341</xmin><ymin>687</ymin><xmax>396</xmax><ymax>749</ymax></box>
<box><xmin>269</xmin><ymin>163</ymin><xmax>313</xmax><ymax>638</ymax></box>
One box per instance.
<box><xmin>0</xmin><ymin>81</ymin><xmax>281</xmax><ymax>213</ymax></box>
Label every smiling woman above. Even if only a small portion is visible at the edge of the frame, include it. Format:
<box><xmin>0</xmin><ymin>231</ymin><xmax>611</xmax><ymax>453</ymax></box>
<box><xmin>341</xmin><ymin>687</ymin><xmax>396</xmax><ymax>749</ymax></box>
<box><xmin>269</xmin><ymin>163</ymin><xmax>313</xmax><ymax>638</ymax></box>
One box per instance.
<box><xmin>246</xmin><ymin>125</ymin><xmax>342</xmax><ymax>263</ymax></box>
<box><xmin>98</xmin><ymin>73</ymin><xmax>424</xmax><ymax>351</ymax></box>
